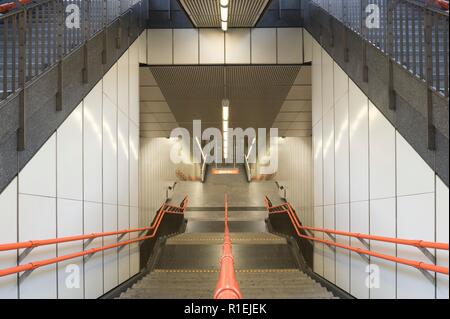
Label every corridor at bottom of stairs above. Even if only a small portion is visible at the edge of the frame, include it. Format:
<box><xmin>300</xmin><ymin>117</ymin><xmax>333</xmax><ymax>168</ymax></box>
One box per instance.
<box><xmin>118</xmin><ymin>208</ymin><xmax>336</xmax><ymax>299</ymax></box>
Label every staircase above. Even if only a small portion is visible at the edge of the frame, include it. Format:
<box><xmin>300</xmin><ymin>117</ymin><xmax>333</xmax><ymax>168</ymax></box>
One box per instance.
<box><xmin>119</xmin><ymin>205</ymin><xmax>336</xmax><ymax>299</ymax></box>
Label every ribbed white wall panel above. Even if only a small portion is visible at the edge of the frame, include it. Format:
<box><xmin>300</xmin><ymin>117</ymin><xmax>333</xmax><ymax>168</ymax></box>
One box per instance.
<box><xmin>139</xmin><ymin>138</ymin><xmax>177</xmax><ymax>226</ymax></box>
<box><xmin>275</xmin><ymin>137</ymin><xmax>314</xmax><ymax>226</ymax></box>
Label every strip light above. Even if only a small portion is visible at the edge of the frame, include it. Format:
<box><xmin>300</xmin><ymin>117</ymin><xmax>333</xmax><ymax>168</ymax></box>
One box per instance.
<box><xmin>220</xmin><ymin>0</ymin><xmax>229</xmax><ymax>32</ymax></box>
<box><xmin>222</xmin><ymin>99</ymin><xmax>230</xmax><ymax>159</ymax></box>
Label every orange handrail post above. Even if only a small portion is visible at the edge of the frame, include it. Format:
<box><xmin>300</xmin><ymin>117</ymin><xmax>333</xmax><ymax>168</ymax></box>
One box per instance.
<box><xmin>265</xmin><ymin>196</ymin><xmax>449</xmax><ymax>276</ymax></box>
<box><xmin>0</xmin><ymin>196</ymin><xmax>189</xmax><ymax>278</ymax></box>
<box><xmin>214</xmin><ymin>194</ymin><xmax>242</xmax><ymax>299</ymax></box>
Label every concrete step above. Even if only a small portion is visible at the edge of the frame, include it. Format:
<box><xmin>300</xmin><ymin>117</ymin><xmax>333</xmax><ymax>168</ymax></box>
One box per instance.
<box><xmin>119</xmin><ymin>269</ymin><xmax>336</xmax><ymax>299</ymax></box>
<box><xmin>166</xmin><ymin>232</ymin><xmax>286</xmax><ymax>245</ymax></box>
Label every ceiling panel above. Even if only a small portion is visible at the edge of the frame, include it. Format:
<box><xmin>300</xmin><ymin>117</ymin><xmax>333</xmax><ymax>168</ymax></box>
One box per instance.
<box><xmin>179</xmin><ymin>0</ymin><xmax>270</xmax><ymax>27</ymax></box>
<box><xmin>148</xmin><ymin>65</ymin><xmax>302</xmax><ymax>131</ymax></box>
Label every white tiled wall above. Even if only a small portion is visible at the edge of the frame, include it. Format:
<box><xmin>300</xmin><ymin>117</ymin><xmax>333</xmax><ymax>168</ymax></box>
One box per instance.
<box><xmin>310</xmin><ymin>32</ymin><xmax>449</xmax><ymax>299</ymax></box>
<box><xmin>0</xmin><ymin>34</ymin><xmax>144</xmax><ymax>299</ymax></box>
<box><xmin>145</xmin><ymin>28</ymin><xmax>305</xmax><ymax>65</ymax></box>
<box><xmin>0</xmin><ymin>179</ymin><xmax>18</xmax><ymax>299</ymax></box>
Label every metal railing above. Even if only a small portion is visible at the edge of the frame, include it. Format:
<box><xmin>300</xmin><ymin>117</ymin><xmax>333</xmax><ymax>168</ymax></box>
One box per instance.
<box><xmin>0</xmin><ymin>0</ymin><xmax>141</xmax><ymax>102</ymax></box>
<box><xmin>310</xmin><ymin>0</ymin><xmax>449</xmax><ymax>98</ymax></box>
<box><xmin>264</xmin><ymin>197</ymin><xmax>449</xmax><ymax>277</ymax></box>
<box><xmin>214</xmin><ymin>194</ymin><xmax>242</xmax><ymax>299</ymax></box>
<box><xmin>0</xmin><ymin>196</ymin><xmax>188</xmax><ymax>278</ymax></box>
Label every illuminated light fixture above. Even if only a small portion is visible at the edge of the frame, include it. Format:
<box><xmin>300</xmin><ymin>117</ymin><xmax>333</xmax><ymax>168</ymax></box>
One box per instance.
<box><xmin>222</xmin><ymin>104</ymin><xmax>229</xmax><ymax>121</ymax></box>
<box><xmin>220</xmin><ymin>0</ymin><xmax>229</xmax><ymax>32</ymax></box>
<box><xmin>222</xmin><ymin>98</ymin><xmax>230</xmax><ymax>159</ymax></box>
<box><xmin>220</xmin><ymin>6</ymin><xmax>228</xmax><ymax>21</ymax></box>
<box><xmin>221</xmin><ymin>21</ymin><xmax>228</xmax><ymax>32</ymax></box>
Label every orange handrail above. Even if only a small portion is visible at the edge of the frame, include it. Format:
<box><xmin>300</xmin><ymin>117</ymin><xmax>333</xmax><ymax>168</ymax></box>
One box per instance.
<box><xmin>0</xmin><ymin>2</ymin><xmax>16</xmax><ymax>13</ymax></box>
<box><xmin>264</xmin><ymin>198</ymin><xmax>449</xmax><ymax>251</ymax></box>
<box><xmin>214</xmin><ymin>194</ymin><xmax>242</xmax><ymax>299</ymax></box>
<box><xmin>265</xmin><ymin>197</ymin><xmax>449</xmax><ymax>276</ymax></box>
<box><xmin>435</xmin><ymin>0</ymin><xmax>449</xmax><ymax>10</ymax></box>
<box><xmin>0</xmin><ymin>196</ymin><xmax>188</xmax><ymax>278</ymax></box>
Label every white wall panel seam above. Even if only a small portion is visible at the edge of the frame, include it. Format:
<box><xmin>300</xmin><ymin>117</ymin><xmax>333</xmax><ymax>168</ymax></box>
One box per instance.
<box><xmin>367</xmin><ymin>90</ymin><xmax>371</xmax><ymax>299</ymax></box>
<box><xmin>81</xmin><ymin>99</ymin><xmax>86</xmax><ymax>300</ymax></box>
<box><xmin>101</xmin><ymin>79</ymin><xmax>105</xmax><ymax>295</ymax></box>
<box><xmin>433</xmin><ymin>174</ymin><xmax>437</xmax><ymax>298</ymax></box>
<box><xmin>55</xmin><ymin>130</ymin><xmax>59</xmax><ymax>299</ymax></box>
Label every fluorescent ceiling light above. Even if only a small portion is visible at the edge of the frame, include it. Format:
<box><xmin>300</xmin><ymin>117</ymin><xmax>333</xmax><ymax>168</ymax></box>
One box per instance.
<box><xmin>221</xmin><ymin>21</ymin><xmax>228</xmax><ymax>32</ymax></box>
<box><xmin>220</xmin><ymin>6</ymin><xmax>228</xmax><ymax>21</ymax></box>
<box><xmin>220</xmin><ymin>0</ymin><xmax>229</xmax><ymax>31</ymax></box>
<box><xmin>223</xmin><ymin>121</ymin><xmax>228</xmax><ymax>132</ymax></box>
<box><xmin>222</xmin><ymin>107</ymin><xmax>229</xmax><ymax>121</ymax></box>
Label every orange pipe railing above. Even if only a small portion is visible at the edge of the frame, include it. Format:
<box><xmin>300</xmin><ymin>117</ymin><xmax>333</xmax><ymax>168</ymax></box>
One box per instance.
<box><xmin>0</xmin><ymin>0</ymin><xmax>32</xmax><ymax>13</ymax></box>
<box><xmin>435</xmin><ymin>0</ymin><xmax>449</xmax><ymax>10</ymax></box>
<box><xmin>0</xmin><ymin>196</ymin><xmax>188</xmax><ymax>278</ymax></box>
<box><xmin>264</xmin><ymin>197</ymin><xmax>449</xmax><ymax>276</ymax></box>
<box><xmin>214</xmin><ymin>194</ymin><xmax>242</xmax><ymax>299</ymax></box>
